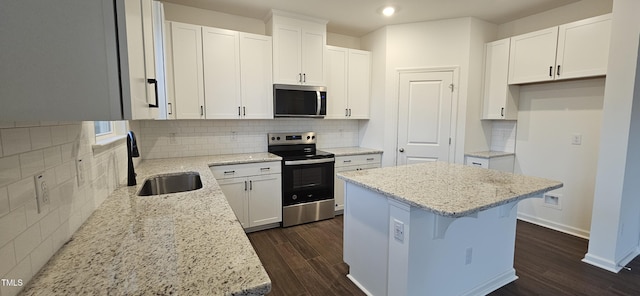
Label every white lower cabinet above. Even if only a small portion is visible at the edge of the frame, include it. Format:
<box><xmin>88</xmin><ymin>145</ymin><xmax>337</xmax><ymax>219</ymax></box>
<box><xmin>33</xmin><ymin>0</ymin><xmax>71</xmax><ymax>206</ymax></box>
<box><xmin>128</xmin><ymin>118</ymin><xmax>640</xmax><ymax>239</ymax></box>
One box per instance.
<box><xmin>211</xmin><ymin>162</ymin><xmax>282</xmax><ymax>230</ymax></box>
<box><xmin>334</xmin><ymin>154</ymin><xmax>381</xmax><ymax>212</ymax></box>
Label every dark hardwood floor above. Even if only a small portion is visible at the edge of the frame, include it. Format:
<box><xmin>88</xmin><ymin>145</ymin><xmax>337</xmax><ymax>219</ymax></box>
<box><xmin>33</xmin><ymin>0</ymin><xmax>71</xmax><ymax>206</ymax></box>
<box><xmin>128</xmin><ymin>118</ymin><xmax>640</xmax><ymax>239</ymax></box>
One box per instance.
<box><xmin>247</xmin><ymin>216</ymin><xmax>640</xmax><ymax>296</ymax></box>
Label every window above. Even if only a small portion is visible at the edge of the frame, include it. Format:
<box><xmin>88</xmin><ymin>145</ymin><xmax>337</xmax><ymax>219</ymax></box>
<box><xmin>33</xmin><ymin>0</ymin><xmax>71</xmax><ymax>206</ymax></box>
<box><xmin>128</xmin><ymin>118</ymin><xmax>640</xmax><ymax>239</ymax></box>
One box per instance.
<box><xmin>94</xmin><ymin>121</ymin><xmax>126</xmax><ymax>144</ymax></box>
<box><xmin>94</xmin><ymin>121</ymin><xmax>113</xmax><ymax>137</ymax></box>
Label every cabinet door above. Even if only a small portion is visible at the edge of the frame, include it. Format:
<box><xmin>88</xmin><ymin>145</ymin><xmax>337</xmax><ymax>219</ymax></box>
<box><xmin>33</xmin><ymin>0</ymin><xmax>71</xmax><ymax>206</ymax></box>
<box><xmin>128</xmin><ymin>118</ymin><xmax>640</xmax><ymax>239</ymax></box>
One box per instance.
<box><xmin>273</xmin><ymin>24</ymin><xmax>302</xmax><ymax>84</ymax></box>
<box><xmin>140</xmin><ymin>0</ymin><xmax>159</xmax><ymax>119</ymax></box>
<box><xmin>202</xmin><ymin>27</ymin><xmax>241</xmax><ymax>119</ymax></box>
<box><xmin>301</xmin><ymin>29</ymin><xmax>326</xmax><ymax>85</ymax></box>
<box><xmin>240</xmin><ymin>33</ymin><xmax>274</xmax><ymax>119</ymax></box>
<box><xmin>556</xmin><ymin>14</ymin><xmax>611</xmax><ymax>80</ymax></box>
<box><xmin>164</xmin><ymin>20</ymin><xmax>176</xmax><ymax>119</ymax></box>
<box><xmin>326</xmin><ymin>46</ymin><xmax>349</xmax><ymax>119</ymax></box>
<box><xmin>169</xmin><ymin>22</ymin><xmax>205</xmax><ymax>119</ymax></box>
<box><xmin>218</xmin><ymin>178</ymin><xmax>249</xmax><ymax>228</ymax></box>
<box><xmin>248</xmin><ymin>174</ymin><xmax>282</xmax><ymax>227</ymax></box>
<box><xmin>482</xmin><ymin>38</ymin><xmax>519</xmax><ymax>120</ymax></box>
<box><xmin>347</xmin><ymin>49</ymin><xmax>371</xmax><ymax>119</ymax></box>
<box><xmin>508</xmin><ymin>27</ymin><xmax>558</xmax><ymax>84</ymax></box>
<box><xmin>0</xmin><ymin>0</ymin><xmax>148</xmax><ymax>120</ymax></box>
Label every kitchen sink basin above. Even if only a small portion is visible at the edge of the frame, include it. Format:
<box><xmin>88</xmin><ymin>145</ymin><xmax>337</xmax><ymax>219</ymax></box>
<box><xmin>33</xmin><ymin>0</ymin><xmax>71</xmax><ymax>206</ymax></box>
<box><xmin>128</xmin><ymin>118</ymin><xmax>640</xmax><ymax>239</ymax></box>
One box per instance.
<box><xmin>137</xmin><ymin>172</ymin><xmax>203</xmax><ymax>196</ymax></box>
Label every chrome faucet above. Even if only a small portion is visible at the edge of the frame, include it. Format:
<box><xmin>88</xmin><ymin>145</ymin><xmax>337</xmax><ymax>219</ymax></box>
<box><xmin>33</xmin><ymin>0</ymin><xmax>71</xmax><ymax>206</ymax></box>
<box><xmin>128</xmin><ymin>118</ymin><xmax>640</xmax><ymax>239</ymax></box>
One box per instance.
<box><xmin>127</xmin><ymin>131</ymin><xmax>140</xmax><ymax>186</ymax></box>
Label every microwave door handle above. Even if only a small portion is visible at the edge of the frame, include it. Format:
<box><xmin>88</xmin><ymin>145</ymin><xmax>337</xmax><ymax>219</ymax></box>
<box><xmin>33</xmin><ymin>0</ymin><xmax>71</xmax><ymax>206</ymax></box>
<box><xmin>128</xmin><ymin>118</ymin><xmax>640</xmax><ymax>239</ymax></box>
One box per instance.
<box><xmin>316</xmin><ymin>91</ymin><xmax>321</xmax><ymax>115</ymax></box>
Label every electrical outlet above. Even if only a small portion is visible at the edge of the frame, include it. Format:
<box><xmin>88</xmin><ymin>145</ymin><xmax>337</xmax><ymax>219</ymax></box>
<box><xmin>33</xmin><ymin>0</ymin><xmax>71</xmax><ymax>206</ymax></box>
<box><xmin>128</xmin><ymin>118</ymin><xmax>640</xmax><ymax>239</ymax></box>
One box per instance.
<box><xmin>34</xmin><ymin>173</ymin><xmax>49</xmax><ymax>214</ymax></box>
<box><xmin>465</xmin><ymin>247</ymin><xmax>473</xmax><ymax>265</ymax></box>
<box><xmin>393</xmin><ymin>219</ymin><xmax>404</xmax><ymax>242</ymax></box>
<box><xmin>76</xmin><ymin>158</ymin><xmax>85</xmax><ymax>187</ymax></box>
<box><xmin>571</xmin><ymin>134</ymin><xmax>582</xmax><ymax>145</ymax></box>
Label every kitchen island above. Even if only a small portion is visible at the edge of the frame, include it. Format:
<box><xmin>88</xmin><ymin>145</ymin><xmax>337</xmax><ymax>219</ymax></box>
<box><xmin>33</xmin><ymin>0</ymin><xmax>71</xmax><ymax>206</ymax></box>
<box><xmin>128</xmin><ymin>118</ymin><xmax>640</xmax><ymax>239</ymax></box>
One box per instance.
<box><xmin>338</xmin><ymin>162</ymin><xmax>562</xmax><ymax>296</ymax></box>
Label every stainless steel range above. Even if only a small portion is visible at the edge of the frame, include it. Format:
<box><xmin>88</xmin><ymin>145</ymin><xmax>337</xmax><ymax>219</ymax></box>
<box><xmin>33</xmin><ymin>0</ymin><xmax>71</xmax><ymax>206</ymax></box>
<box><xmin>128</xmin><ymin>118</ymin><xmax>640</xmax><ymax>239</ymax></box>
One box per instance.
<box><xmin>268</xmin><ymin>132</ymin><xmax>335</xmax><ymax>227</ymax></box>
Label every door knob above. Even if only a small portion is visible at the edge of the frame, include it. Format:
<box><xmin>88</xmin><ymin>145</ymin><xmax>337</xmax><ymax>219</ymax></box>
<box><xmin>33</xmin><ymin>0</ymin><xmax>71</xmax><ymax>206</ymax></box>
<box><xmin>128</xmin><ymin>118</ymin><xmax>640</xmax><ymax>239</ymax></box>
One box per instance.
<box><xmin>399</xmin><ymin>148</ymin><xmax>405</xmax><ymax>152</ymax></box>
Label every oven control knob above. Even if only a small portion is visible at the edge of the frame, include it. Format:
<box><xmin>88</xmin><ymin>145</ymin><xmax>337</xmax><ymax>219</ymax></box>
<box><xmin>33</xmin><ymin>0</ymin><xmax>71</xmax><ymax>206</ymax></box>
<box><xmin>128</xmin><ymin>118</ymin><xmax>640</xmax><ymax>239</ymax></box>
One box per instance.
<box><xmin>292</xmin><ymin>195</ymin><xmax>297</xmax><ymax>200</ymax></box>
<box><xmin>312</xmin><ymin>136</ymin><xmax>315</xmax><ymax>139</ymax></box>
<box><xmin>271</xmin><ymin>137</ymin><xmax>275</xmax><ymax>140</ymax></box>
<box><xmin>277</xmin><ymin>137</ymin><xmax>281</xmax><ymax>140</ymax></box>
<box><xmin>307</xmin><ymin>136</ymin><xmax>310</xmax><ymax>140</ymax></box>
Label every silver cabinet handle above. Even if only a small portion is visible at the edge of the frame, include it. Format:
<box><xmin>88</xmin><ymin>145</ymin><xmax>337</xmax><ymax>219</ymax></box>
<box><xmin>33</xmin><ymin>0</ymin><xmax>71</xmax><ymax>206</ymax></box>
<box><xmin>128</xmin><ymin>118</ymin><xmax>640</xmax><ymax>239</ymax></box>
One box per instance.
<box><xmin>244</xmin><ymin>180</ymin><xmax>247</xmax><ymax>191</ymax></box>
<box><xmin>549</xmin><ymin>66</ymin><xmax>553</xmax><ymax>77</ymax></box>
<box><xmin>238</xmin><ymin>106</ymin><xmax>241</xmax><ymax>116</ymax></box>
<box><xmin>366</xmin><ymin>158</ymin><xmax>374</xmax><ymax>161</ymax></box>
<box><xmin>501</xmin><ymin>107</ymin><xmax>504</xmax><ymax>117</ymax></box>
<box><xmin>557</xmin><ymin>65</ymin><xmax>561</xmax><ymax>76</ymax></box>
<box><xmin>249</xmin><ymin>180</ymin><xmax>253</xmax><ymax>190</ymax></box>
<box><xmin>343</xmin><ymin>160</ymin><xmax>352</xmax><ymax>163</ymax></box>
<box><xmin>299</xmin><ymin>73</ymin><xmax>302</xmax><ymax>82</ymax></box>
<box><xmin>303</xmin><ymin>73</ymin><xmax>306</xmax><ymax>83</ymax></box>
<box><xmin>399</xmin><ymin>148</ymin><xmax>405</xmax><ymax>152</ymax></box>
<box><xmin>345</xmin><ymin>109</ymin><xmax>349</xmax><ymax>117</ymax></box>
<box><xmin>349</xmin><ymin>109</ymin><xmax>352</xmax><ymax>117</ymax></box>
<box><xmin>168</xmin><ymin>102</ymin><xmax>172</xmax><ymax>115</ymax></box>
<box><xmin>260</xmin><ymin>167</ymin><xmax>271</xmax><ymax>171</ymax></box>
<box><xmin>243</xmin><ymin>106</ymin><xmax>246</xmax><ymax>116</ymax></box>
<box><xmin>471</xmin><ymin>162</ymin><xmax>482</xmax><ymax>166</ymax></box>
<box><xmin>224</xmin><ymin>170</ymin><xmax>235</xmax><ymax>175</ymax></box>
<box><xmin>200</xmin><ymin>106</ymin><xmax>204</xmax><ymax>116</ymax></box>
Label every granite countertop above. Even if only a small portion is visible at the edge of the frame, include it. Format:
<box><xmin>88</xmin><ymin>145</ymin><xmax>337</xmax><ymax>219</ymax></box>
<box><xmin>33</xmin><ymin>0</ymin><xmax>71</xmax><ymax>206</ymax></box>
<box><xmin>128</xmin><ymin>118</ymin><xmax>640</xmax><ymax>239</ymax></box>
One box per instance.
<box><xmin>465</xmin><ymin>151</ymin><xmax>515</xmax><ymax>159</ymax></box>
<box><xmin>320</xmin><ymin>147</ymin><xmax>383</xmax><ymax>156</ymax></box>
<box><xmin>337</xmin><ymin>162</ymin><xmax>562</xmax><ymax>218</ymax></box>
<box><xmin>20</xmin><ymin>153</ymin><xmax>281</xmax><ymax>296</ymax></box>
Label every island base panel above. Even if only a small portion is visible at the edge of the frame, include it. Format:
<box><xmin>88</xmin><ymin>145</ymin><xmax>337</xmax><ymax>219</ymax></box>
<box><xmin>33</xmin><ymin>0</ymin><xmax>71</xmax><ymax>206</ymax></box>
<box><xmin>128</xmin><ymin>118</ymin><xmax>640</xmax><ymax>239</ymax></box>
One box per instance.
<box><xmin>344</xmin><ymin>182</ymin><xmax>522</xmax><ymax>296</ymax></box>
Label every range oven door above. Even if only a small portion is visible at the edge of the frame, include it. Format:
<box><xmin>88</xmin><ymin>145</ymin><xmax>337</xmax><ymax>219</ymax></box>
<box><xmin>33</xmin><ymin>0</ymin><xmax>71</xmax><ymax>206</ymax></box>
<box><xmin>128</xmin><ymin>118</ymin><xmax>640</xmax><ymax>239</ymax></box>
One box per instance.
<box><xmin>281</xmin><ymin>158</ymin><xmax>334</xmax><ymax>206</ymax></box>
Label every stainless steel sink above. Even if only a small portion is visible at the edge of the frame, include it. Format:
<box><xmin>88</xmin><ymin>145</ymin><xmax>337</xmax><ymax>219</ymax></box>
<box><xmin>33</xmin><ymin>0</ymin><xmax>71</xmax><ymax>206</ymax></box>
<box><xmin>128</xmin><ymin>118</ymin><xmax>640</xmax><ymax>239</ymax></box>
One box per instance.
<box><xmin>137</xmin><ymin>172</ymin><xmax>203</xmax><ymax>196</ymax></box>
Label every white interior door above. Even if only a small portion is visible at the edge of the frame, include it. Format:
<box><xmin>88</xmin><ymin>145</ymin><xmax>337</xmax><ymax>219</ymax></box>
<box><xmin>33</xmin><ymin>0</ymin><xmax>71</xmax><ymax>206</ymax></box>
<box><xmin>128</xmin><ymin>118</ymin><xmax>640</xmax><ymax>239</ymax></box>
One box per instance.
<box><xmin>397</xmin><ymin>70</ymin><xmax>454</xmax><ymax>165</ymax></box>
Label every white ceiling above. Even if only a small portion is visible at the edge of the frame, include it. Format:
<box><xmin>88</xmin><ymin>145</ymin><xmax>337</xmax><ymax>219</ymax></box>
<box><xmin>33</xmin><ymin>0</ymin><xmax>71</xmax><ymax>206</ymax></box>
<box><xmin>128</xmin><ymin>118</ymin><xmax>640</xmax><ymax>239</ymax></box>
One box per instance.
<box><xmin>161</xmin><ymin>0</ymin><xmax>581</xmax><ymax>36</ymax></box>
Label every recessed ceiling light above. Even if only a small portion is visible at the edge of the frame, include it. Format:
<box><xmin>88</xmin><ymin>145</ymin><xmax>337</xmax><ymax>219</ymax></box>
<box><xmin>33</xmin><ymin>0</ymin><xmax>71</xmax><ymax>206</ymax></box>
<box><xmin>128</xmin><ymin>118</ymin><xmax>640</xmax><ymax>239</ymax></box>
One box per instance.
<box><xmin>382</xmin><ymin>6</ymin><xmax>395</xmax><ymax>17</ymax></box>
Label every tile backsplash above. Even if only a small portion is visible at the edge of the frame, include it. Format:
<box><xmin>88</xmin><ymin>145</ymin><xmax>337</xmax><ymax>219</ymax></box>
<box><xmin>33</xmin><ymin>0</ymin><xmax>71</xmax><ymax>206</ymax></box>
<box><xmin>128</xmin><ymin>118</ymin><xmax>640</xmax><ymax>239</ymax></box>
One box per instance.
<box><xmin>138</xmin><ymin>119</ymin><xmax>360</xmax><ymax>159</ymax></box>
<box><xmin>0</xmin><ymin>122</ymin><xmax>127</xmax><ymax>296</ymax></box>
<box><xmin>490</xmin><ymin>121</ymin><xmax>517</xmax><ymax>153</ymax></box>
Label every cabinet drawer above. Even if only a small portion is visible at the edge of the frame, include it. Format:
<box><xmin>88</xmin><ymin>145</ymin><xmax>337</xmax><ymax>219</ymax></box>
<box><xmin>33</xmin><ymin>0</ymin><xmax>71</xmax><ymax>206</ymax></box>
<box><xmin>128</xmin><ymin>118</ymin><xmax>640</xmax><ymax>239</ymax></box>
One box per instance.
<box><xmin>465</xmin><ymin>157</ymin><xmax>489</xmax><ymax>169</ymax></box>
<box><xmin>211</xmin><ymin>161</ymin><xmax>281</xmax><ymax>179</ymax></box>
<box><xmin>335</xmin><ymin>153</ymin><xmax>381</xmax><ymax>167</ymax></box>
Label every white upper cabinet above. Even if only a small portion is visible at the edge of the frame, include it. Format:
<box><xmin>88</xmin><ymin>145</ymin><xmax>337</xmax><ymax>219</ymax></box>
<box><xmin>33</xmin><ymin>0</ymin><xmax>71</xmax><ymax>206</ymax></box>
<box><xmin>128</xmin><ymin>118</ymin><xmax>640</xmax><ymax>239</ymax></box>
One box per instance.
<box><xmin>202</xmin><ymin>27</ymin><xmax>242</xmax><ymax>119</ymax></box>
<box><xmin>508</xmin><ymin>14</ymin><xmax>612</xmax><ymax>84</ymax></box>
<box><xmin>326</xmin><ymin>46</ymin><xmax>371</xmax><ymax>119</ymax></box>
<box><xmin>239</xmin><ymin>33</ymin><xmax>274</xmax><ymax>119</ymax></box>
<box><xmin>166</xmin><ymin>22</ymin><xmax>205</xmax><ymax>119</ymax></box>
<box><xmin>0</xmin><ymin>0</ymin><xmax>159</xmax><ymax>120</ymax></box>
<box><xmin>166</xmin><ymin>23</ymin><xmax>273</xmax><ymax>120</ymax></box>
<box><xmin>347</xmin><ymin>49</ymin><xmax>372</xmax><ymax>119</ymax></box>
<box><xmin>556</xmin><ymin>14</ymin><xmax>612</xmax><ymax>80</ymax></box>
<box><xmin>508</xmin><ymin>27</ymin><xmax>559</xmax><ymax>84</ymax></box>
<box><xmin>482</xmin><ymin>39</ymin><xmax>519</xmax><ymax>120</ymax></box>
<box><xmin>269</xmin><ymin>11</ymin><xmax>327</xmax><ymax>86</ymax></box>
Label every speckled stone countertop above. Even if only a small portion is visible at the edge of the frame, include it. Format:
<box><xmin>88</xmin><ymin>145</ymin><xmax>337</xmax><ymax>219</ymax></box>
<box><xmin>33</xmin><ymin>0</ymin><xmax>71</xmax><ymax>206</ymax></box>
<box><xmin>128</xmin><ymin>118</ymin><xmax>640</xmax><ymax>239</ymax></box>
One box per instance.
<box><xmin>320</xmin><ymin>147</ymin><xmax>383</xmax><ymax>156</ymax></box>
<box><xmin>338</xmin><ymin>162</ymin><xmax>562</xmax><ymax>218</ymax></box>
<box><xmin>20</xmin><ymin>153</ymin><xmax>281</xmax><ymax>296</ymax></box>
<box><xmin>465</xmin><ymin>151</ymin><xmax>515</xmax><ymax>159</ymax></box>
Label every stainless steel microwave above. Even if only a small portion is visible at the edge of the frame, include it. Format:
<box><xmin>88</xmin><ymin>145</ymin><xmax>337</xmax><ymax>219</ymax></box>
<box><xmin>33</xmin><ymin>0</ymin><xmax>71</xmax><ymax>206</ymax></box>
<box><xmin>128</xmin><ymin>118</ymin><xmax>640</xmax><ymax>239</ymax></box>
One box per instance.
<box><xmin>273</xmin><ymin>84</ymin><xmax>327</xmax><ymax>118</ymax></box>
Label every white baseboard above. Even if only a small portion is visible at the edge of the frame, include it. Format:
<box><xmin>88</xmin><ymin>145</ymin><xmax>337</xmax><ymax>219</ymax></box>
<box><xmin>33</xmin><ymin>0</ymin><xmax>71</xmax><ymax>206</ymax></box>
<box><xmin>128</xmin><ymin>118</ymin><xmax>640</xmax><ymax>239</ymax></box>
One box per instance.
<box><xmin>583</xmin><ymin>246</ymin><xmax>640</xmax><ymax>273</ymax></box>
<box><xmin>347</xmin><ymin>274</ymin><xmax>375</xmax><ymax>296</ymax></box>
<box><xmin>462</xmin><ymin>269</ymin><xmax>518</xmax><ymax>296</ymax></box>
<box><xmin>517</xmin><ymin>212</ymin><xmax>590</xmax><ymax>239</ymax></box>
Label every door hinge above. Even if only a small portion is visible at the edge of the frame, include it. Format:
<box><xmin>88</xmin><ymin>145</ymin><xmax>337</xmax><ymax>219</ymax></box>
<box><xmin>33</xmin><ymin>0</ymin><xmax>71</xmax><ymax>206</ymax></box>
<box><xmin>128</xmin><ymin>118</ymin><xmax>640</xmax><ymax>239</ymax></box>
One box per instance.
<box><xmin>449</xmin><ymin>84</ymin><xmax>454</xmax><ymax>92</ymax></box>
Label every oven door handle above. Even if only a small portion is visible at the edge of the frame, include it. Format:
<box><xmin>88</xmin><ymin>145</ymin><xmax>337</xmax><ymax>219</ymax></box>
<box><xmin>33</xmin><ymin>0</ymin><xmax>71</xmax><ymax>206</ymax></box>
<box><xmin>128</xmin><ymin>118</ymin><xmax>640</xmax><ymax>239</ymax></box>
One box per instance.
<box><xmin>284</xmin><ymin>158</ymin><xmax>335</xmax><ymax>166</ymax></box>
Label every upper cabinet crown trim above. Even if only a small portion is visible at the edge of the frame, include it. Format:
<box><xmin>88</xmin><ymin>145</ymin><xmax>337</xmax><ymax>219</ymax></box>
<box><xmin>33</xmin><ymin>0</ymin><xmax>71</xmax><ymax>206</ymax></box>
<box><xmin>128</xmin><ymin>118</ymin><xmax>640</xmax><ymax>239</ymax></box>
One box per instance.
<box><xmin>267</xmin><ymin>9</ymin><xmax>328</xmax><ymax>25</ymax></box>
